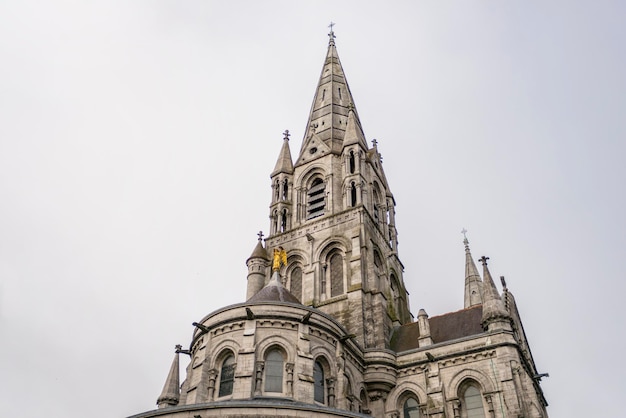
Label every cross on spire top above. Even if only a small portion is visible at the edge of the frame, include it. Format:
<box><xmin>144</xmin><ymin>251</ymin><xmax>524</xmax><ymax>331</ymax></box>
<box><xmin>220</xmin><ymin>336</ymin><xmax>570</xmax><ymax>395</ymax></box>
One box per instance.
<box><xmin>479</xmin><ymin>256</ymin><xmax>490</xmax><ymax>266</ymax></box>
<box><xmin>257</xmin><ymin>231</ymin><xmax>264</xmax><ymax>241</ymax></box>
<box><xmin>283</xmin><ymin>130</ymin><xmax>290</xmax><ymax>141</ymax></box>
<box><xmin>328</xmin><ymin>22</ymin><xmax>336</xmax><ymax>45</ymax></box>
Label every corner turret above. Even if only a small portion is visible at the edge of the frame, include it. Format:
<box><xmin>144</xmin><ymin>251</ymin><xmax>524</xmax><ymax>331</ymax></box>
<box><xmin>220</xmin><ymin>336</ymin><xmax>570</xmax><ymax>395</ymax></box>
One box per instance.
<box><xmin>246</xmin><ymin>232</ymin><xmax>269</xmax><ymax>300</ymax></box>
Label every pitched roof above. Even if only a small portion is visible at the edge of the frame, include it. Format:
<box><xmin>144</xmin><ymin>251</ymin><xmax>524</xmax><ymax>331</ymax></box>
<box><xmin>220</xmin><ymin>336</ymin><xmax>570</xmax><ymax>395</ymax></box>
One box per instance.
<box><xmin>390</xmin><ymin>305</ymin><xmax>484</xmax><ymax>352</ymax></box>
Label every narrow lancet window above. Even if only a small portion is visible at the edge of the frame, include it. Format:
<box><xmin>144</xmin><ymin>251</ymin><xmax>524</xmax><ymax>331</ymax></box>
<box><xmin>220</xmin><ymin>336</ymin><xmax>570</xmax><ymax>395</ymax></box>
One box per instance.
<box><xmin>349</xmin><ymin>150</ymin><xmax>355</xmax><ymax>173</ymax></box>
<box><xmin>282</xmin><ymin>179</ymin><xmax>288</xmax><ymax>200</ymax></box>
<box><xmin>350</xmin><ymin>182</ymin><xmax>357</xmax><ymax>207</ymax></box>
<box><xmin>290</xmin><ymin>267</ymin><xmax>302</xmax><ymax>302</ymax></box>
<box><xmin>264</xmin><ymin>350</ymin><xmax>284</xmax><ymax>393</ymax></box>
<box><xmin>313</xmin><ymin>361</ymin><xmax>325</xmax><ymax>403</ymax></box>
<box><xmin>281</xmin><ymin>209</ymin><xmax>287</xmax><ymax>232</ymax></box>
<box><xmin>330</xmin><ymin>253</ymin><xmax>343</xmax><ymax>297</ymax></box>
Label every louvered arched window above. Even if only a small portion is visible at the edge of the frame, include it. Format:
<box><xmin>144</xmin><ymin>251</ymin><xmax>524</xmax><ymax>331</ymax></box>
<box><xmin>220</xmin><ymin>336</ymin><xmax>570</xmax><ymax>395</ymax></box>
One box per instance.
<box><xmin>307</xmin><ymin>178</ymin><xmax>326</xmax><ymax>219</ymax></box>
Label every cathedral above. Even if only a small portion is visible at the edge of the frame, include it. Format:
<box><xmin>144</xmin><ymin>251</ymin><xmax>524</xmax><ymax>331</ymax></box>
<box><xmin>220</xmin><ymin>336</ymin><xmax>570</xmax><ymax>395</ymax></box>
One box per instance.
<box><xmin>129</xmin><ymin>31</ymin><xmax>549</xmax><ymax>418</ymax></box>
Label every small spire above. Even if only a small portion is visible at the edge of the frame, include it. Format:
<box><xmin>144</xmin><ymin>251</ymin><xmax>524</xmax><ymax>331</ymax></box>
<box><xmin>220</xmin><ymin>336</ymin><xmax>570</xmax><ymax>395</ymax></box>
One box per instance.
<box><xmin>271</xmin><ymin>130</ymin><xmax>294</xmax><ymax>176</ymax></box>
<box><xmin>463</xmin><ymin>230</ymin><xmax>483</xmax><ymax>308</ymax></box>
<box><xmin>479</xmin><ymin>255</ymin><xmax>511</xmax><ymax>331</ymax></box>
<box><xmin>156</xmin><ymin>346</ymin><xmax>181</xmax><ymax>408</ymax></box>
<box><xmin>247</xmin><ymin>232</ymin><xmax>269</xmax><ymax>261</ymax></box>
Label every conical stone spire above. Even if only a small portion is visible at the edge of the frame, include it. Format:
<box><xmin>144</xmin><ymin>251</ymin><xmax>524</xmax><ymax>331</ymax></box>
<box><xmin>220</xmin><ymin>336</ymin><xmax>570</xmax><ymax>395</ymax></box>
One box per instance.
<box><xmin>271</xmin><ymin>130</ymin><xmax>294</xmax><ymax>176</ymax></box>
<box><xmin>463</xmin><ymin>231</ymin><xmax>483</xmax><ymax>308</ymax></box>
<box><xmin>296</xmin><ymin>28</ymin><xmax>365</xmax><ymax>165</ymax></box>
<box><xmin>157</xmin><ymin>346</ymin><xmax>181</xmax><ymax>408</ymax></box>
<box><xmin>246</xmin><ymin>232</ymin><xmax>269</xmax><ymax>300</ymax></box>
<box><xmin>479</xmin><ymin>256</ymin><xmax>511</xmax><ymax>332</ymax></box>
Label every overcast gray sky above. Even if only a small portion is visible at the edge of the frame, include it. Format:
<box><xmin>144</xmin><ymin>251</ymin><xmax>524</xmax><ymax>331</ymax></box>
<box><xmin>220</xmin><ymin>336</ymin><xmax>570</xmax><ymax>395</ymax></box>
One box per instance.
<box><xmin>1</xmin><ymin>1</ymin><xmax>624</xmax><ymax>417</ymax></box>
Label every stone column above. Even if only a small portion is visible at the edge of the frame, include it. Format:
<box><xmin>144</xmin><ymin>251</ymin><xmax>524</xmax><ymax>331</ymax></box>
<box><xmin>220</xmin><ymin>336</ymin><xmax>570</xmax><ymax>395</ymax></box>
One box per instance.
<box><xmin>452</xmin><ymin>400</ymin><xmax>461</xmax><ymax>418</ymax></box>
<box><xmin>327</xmin><ymin>377</ymin><xmax>336</xmax><ymax>407</ymax></box>
<box><xmin>207</xmin><ymin>369</ymin><xmax>218</xmax><ymax>401</ymax></box>
<box><xmin>286</xmin><ymin>363</ymin><xmax>294</xmax><ymax>396</ymax></box>
<box><xmin>254</xmin><ymin>361</ymin><xmax>264</xmax><ymax>396</ymax></box>
<box><xmin>485</xmin><ymin>394</ymin><xmax>495</xmax><ymax>418</ymax></box>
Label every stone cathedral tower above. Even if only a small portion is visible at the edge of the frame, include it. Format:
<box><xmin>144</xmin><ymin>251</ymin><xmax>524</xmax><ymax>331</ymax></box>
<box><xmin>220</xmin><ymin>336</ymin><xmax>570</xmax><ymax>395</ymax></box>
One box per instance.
<box><xmin>129</xmin><ymin>31</ymin><xmax>549</xmax><ymax>418</ymax></box>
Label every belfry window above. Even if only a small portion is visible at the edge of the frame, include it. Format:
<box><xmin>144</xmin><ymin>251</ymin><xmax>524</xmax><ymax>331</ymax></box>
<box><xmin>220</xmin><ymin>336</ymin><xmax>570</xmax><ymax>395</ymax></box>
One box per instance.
<box><xmin>403</xmin><ymin>396</ymin><xmax>420</xmax><ymax>418</ymax></box>
<box><xmin>264</xmin><ymin>349</ymin><xmax>284</xmax><ymax>393</ymax></box>
<box><xmin>307</xmin><ymin>178</ymin><xmax>326</xmax><ymax>220</ymax></box>
<box><xmin>463</xmin><ymin>385</ymin><xmax>486</xmax><ymax>418</ymax></box>
<box><xmin>218</xmin><ymin>354</ymin><xmax>236</xmax><ymax>397</ymax></box>
<box><xmin>313</xmin><ymin>361</ymin><xmax>325</xmax><ymax>403</ymax></box>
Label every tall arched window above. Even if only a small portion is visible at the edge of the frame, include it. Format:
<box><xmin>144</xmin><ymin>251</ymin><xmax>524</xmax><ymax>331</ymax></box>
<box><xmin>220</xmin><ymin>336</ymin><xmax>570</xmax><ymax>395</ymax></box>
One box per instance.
<box><xmin>307</xmin><ymin>178</ymin><xmax>326</xmax><ymax>219</ymax></box>
<box><xmin>350</xmin><ymin>182</ymin><xmax>357</xmax><ymax>207</ymax></box>
<box><xmin>290</xmin><ymin>267</ymin><xmax>302</xmax><ymax>302</ymax></box>
<box><xmin>264</xmin><ymin>349</ymin><xmax>284</xmax><ymax>393</ymax></box>
<box><xmin>275</xmin><ymin>180</ymin><xmax>280</xmax><ymax>201</ymax></box>
<box><xmin>349</xmin><ymin>150</ymin><xmax>356</xmax><ymax>174</ymax></box>
<box><xmin>313</xmin><ymin>361</ymin><xmax>325</xmax><ymax>403</ymax></box>
<box><xmin>218</xmin><ymin>354</ymin><xmax>236</xmax><ymax>397</ymax></box>
<box><xmin>330</xmin><ymin>252</ymin><xmax>344</xmax><ymax>297</ymax></box>
<box><xmin>282</xmin><ymin>179</ymin><xmax>288</xmax><ymax>200</ymax></box>
<box><xmin>372</xmin><ymin>189</ymin><xmax>380</xmax><ymax>223</ymax></box>
<box><xmin>463</xmin><ymin>384</ymin><xmax>486</xmax><ymax>418</ymax></box>
<box><xmin>281</xmin><ymin>209</ymin><xmax>287</xmax><ymax>232</ymax></box>
<box><xmin>403</xmin><ymin>396</ymin><xmax>420</xmax><ymax>418</ymax></box>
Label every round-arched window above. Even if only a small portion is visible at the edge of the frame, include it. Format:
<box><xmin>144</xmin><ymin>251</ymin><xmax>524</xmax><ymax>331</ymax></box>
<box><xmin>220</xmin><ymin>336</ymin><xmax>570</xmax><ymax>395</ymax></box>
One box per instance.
<box><xmin>218</xmin><ymin>354</ymin><xmax>235</xmax><ymax>397</ymax></box>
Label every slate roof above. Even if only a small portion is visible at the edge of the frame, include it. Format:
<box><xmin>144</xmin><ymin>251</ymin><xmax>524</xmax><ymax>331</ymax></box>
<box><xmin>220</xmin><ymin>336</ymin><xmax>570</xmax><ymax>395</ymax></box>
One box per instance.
<box><xmin>247</xmin><ymin>275</ymin><xmax>301</xmax><ymax>305</ymax></box>
<box><xmin>390</xmin><ymin>305</ymin><xmax>484</xmax><ymax>352</ymax></box>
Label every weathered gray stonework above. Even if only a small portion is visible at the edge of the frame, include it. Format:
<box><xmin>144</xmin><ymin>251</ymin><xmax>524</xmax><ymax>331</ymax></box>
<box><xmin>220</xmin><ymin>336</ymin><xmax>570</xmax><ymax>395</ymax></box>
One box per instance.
<box><xmin>130</xmin><ymin>30</ymin><xmax>549</xmax><ymax>418</ymax></box>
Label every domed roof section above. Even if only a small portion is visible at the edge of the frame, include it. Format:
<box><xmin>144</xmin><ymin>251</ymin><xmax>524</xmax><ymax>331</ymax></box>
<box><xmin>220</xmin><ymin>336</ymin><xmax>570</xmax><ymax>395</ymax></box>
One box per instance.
<box><xmin>247</xmin><ymin>272</ymin><xmax>301</xmax><ymax>304</ymax></box>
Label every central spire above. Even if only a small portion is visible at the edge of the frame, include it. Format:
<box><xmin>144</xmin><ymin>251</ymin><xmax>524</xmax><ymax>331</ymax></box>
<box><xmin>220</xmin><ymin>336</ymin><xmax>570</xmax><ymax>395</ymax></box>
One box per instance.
<box><xmin>295</xmin><ymin>27</ymin><xmax>367</xmax><ymax>166</ymax></box>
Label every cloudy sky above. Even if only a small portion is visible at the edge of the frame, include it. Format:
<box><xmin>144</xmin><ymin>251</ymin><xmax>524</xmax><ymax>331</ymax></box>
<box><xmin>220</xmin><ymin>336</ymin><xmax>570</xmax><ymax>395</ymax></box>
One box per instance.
<box><xmin>1</xmin><ymin>1</ymin><xmax>624</xmax><ymax>417</ymax></box>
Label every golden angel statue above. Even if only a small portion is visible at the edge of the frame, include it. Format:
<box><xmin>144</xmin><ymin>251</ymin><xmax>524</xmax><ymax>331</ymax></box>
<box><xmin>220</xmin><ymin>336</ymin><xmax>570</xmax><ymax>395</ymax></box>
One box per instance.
<box><xmin>272</xmin><ymin>247</ymin><xmax>288</xmax><ymax>271</ymax></box>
